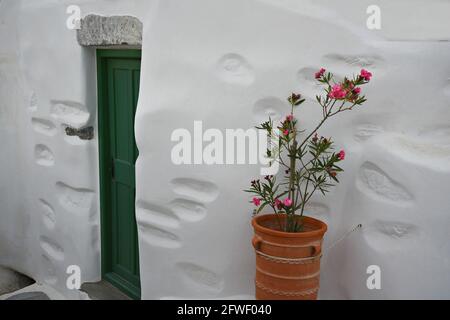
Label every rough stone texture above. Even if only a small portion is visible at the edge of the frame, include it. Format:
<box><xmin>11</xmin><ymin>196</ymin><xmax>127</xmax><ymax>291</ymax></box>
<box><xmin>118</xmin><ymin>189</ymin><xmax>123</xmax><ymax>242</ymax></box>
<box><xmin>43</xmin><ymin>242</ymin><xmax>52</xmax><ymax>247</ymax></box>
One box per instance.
<box><xmin>77</xmin><ymin>14</ymin><xmax>142</xmax><ymax>47</ymax></box>
<box><xmin>65</xmin><ymin>126</ymin><xmax>94</xmax><ymax>140</ymax></box>
<box><xmin>0</xmin><ymin>266</ymin><xmax>35</xmax><ymax>295</ymax></box>
<box><xmin>6</xmin><ymin>291</ymin><xmax>50</xmax><ymax>300</ymax></box>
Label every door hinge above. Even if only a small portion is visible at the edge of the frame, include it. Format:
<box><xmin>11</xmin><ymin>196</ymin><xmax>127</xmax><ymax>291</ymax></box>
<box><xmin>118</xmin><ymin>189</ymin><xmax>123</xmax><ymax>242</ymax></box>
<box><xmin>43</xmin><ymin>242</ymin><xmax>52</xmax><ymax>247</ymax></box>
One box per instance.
<box><xmin>65</xmin><ymin>126</ymin><xmax>94</xmax><ymax>140</ymax></box>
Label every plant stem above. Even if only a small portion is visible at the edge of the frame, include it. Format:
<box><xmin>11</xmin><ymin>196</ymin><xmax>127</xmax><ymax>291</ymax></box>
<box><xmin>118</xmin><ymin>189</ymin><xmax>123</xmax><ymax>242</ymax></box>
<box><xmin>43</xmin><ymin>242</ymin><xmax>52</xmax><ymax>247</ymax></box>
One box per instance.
<box><xmin>298</xmin><ymin>112</ymin><xmax>329</xmax><ymax>150</ymax></box>
<box><xmin>288</xmin><ymin>140</ymin><xmax>297</xmax><ymax>209</ymax></box>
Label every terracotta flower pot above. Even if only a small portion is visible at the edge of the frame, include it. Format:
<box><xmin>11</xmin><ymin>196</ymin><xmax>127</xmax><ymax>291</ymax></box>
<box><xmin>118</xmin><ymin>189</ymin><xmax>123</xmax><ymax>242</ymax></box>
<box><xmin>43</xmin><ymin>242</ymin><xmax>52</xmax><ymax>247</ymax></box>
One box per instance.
<box><xmin>251</xmin><ymin>214</ymin><xmax>327</xmax><ymax>300</ymax></box>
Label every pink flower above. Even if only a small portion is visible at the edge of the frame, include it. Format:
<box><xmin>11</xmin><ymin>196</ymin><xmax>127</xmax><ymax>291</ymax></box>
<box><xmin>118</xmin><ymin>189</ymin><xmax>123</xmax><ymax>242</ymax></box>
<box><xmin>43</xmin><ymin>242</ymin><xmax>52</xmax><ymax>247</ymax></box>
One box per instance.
<box><xmin>283</xmin><ymin>129</ymin><xmax>289</xmax><ymax>136</ymax></box>
<box><xmin>353</xmin><ymin>87</ymin><xmax>361</xmax><ymax>95</ymax></box>
<box><xmin>360</xmin><ymin>69</ymin><xmax>372</xmax><ymax>81</ymax></box>
<box><xmin>286</xmin><ymin>114</ymin><xmax>294</xmax><ymax>122</ymax></box>
<box><xmin>274</xmin><ymin>198</ymin><xmax>282</xmax><ymax>210</ymax></box>
<box><xmin>338</xmin><ymin>150</ymin><xmax>345</xmax><ymax>161</ymax></box>
<box><xmin>315</xmin><ymin>68</ymin><xmax>326</xmax><ymax>79</ymax></box>
<box><xmin>252</xmin><ymin>197</ymin><xmax>261</xmax><ymax>206</ymax></box>
<box><xmin>328</xmin><ymin>84</ymin><xmax>347</xmax><ymax>99</ymax></box>
<box><xmin>283</xmin><ymin>198</ymin><xmax>293</xmax><ymax>207</ymax></box>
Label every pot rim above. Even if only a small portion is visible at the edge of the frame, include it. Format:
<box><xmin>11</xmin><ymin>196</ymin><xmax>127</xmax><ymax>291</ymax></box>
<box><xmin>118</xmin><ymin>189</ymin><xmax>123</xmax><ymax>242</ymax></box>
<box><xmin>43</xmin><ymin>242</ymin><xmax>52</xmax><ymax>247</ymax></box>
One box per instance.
<box><xmin>252</xmin><ymin>213</ymin><xmax>327</xmax><ymax>238</ymax></box>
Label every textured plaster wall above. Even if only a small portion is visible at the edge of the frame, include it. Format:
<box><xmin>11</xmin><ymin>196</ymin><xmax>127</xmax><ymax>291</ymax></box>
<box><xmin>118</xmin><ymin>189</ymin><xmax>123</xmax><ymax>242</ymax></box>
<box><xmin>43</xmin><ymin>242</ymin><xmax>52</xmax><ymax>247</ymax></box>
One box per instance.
<box><xmin>0</xmin><ymin>0</ymin><xmax>151</xmax><ymax>299</ymax></box>
<box><xmin>0</xmin><ymin>0</ymin><xmax>450</xmax><ymax>299</ymax></box>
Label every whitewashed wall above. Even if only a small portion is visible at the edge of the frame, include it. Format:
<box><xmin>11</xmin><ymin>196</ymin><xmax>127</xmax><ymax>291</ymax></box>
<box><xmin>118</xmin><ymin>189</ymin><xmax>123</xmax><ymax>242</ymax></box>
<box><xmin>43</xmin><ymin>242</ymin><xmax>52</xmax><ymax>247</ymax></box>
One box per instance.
<box><xmin>1</xmin><ymin>0</ymin><xmax>449</xmax><ymax>299</ymax></box>
<box><xmin>0</xmin><ymin>0</ymin><xmax>150</xmax><ymax>299</ymax></box>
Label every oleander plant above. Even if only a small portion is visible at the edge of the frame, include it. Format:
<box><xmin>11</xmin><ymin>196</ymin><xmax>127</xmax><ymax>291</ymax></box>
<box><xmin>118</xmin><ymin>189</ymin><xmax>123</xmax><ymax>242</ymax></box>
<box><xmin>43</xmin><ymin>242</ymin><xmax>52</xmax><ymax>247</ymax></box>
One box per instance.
<box><xmin>245</xmin><ymin>68</ymin><xmax>372</xmax><ymax>232</ymax></box>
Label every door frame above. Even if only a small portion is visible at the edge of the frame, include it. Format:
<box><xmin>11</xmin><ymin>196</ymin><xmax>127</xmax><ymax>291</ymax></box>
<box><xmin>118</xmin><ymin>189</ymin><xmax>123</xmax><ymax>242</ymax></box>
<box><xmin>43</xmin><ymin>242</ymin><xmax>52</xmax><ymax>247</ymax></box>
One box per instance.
<box><xmin>97</xmin><ymin>49</ymin><xmax>142</xmax><ymax>299</ymax></box>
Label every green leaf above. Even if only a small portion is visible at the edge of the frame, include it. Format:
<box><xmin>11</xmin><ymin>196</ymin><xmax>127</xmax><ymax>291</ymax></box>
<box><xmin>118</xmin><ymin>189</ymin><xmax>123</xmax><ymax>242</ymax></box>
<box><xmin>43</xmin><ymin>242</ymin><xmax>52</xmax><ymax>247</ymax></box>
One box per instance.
<box><xmin>256</xmin><ymin>202</ymin><xmax>269</xmax><ymax>214</ymax></box>
<box><xmin>329</xmin><ymin>174</ymin><xmax>339</xmax><ymax>183</ymax></box>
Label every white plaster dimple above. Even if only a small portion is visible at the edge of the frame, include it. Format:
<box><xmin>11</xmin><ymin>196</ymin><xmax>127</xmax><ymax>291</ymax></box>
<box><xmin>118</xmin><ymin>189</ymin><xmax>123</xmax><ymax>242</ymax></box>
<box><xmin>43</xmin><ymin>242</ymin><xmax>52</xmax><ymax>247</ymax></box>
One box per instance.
<box><xmin>171</xmin><ymin>178</ymin><xmax>219</xmax><ymax>203</ymax></box>
<box><xmin>396</xmin><ymin>135</ymin><xmax>450</xmax><ymax>158</ymax></box>
<box><xmin>139</xmin><ymin>224</ymin><xmax>182</xmax><ymax>249</ymax></box>
<box><xmin>55</xmin><ymin>182</ymin><xmax>94</xmax><ymax>214</ymax></box>
<box><xmin>40</xmin><ymin>236</ymin><xmax>64</xmax><ymax>261</ymax></box>
<box><xmin>384</xmin><ymin>134</ymin><xmax>450</xmax><ymax>172</ymax></box>
<box><xmin>357</xmin><ymin>162</ymin><xmax>413</xmax><ymax>204</ymax></box>
<box><xmin>323</xmin><ymin>53</ymin><xmax>385</xmax><ymax>71</ymax></box>
<box><xmin>252</xmin><ymin>97</ymin><xmax>286</xmax><ymax>123</ymax></box>
<box><xmin>50</xmin><ymin>100</ymin><xmax>89</xmax><ymax>128</ymax></box>
<box><xmin>169</xmin><ymin>198</ymin><xmax>207</xmax><ymax>222</ymax></box>
<box><xmin>34</xmin><ymin>144</ymin><xmax>55</xmax><ymax>167</ymax></box>
<box><xmin>176</xmin><ymin>262</ymin><xmax>224</xmax><ymax>293</ymax></box>
<box><xmin>216</xmin><ymin>53</ymin><xmax>254</xmax><ymax>86</ymax></box>
<box><xmin>39</xmin><ymin>199</ymin><xmax>56</xmax><ymax>230</ymax></box>
<box><xmin>31</xmin><ymin>118</ymin><xmax>57</xmax><ymax>136</ymax></box>
<box><xmin>418</xmin><ymin>125</ymin><xmax>450</xmax><ymax>147</ymax></box>
<box><xmin>41</xmin><ymin>254</ymin><xmax>57</xmax><ymax>285</ymax></box>
<box><xmin>136</xmin><ymin>201</ymin><xmax>181</xmax><ymax>229</ymax></box>
<box><xmin>364</xmin><ymin>220</ymin><xmax>419</xmax><ymax>252</ymax></box>
<box><xmin>354</xmin><ymin>123</ymin><xmax>384</xmax><ymax>141</ymax></box>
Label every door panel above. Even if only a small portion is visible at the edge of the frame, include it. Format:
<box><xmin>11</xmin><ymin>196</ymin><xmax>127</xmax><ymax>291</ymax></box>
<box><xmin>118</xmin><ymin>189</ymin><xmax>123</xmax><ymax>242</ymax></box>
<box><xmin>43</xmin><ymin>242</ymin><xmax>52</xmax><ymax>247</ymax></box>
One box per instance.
<box><xmin>98</xmin><ymin>50</ymin><xmax>141</xmax><ymax>299</ymax></box>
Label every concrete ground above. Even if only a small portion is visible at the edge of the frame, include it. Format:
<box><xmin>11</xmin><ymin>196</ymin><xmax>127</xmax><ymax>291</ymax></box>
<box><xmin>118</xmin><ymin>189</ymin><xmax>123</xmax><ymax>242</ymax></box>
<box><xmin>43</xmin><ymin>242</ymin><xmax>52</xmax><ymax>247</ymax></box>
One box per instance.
<box><xmin>0</xmin><ymin>265</ymin><xmax>131</xmax><ymax>300</ymax></box>
<box><xmin>0</xmin><ymin>282</ymin><xmax>65</xmax><ymax>300</ymax></box>
<box><xmin>80</xmin><ymin>280</ymin><xmax>131</xmax><ymax>300</ymax></box>
<box><xmin>0</xmin><ymin>265</ymin><xmax>62</xmax><ymax>300</ymax></box>
<box><xmin>0</xmin><ymin>265</ymin><xmax>35</xmax><ymax>296</ymax></box>
<box><xmin>5</xmin><ymin>291</ymin><xmax>50</xmax><ymax>300</ymax></box>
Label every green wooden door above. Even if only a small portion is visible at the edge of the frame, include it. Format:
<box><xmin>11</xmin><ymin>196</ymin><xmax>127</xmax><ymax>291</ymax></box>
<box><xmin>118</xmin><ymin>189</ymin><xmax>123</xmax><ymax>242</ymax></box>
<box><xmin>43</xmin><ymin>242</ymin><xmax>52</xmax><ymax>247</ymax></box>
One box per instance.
<box><xmin>97</xmin><ymin>50</ymin><xmax>141</xmax><ymax>299</ymax></box>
